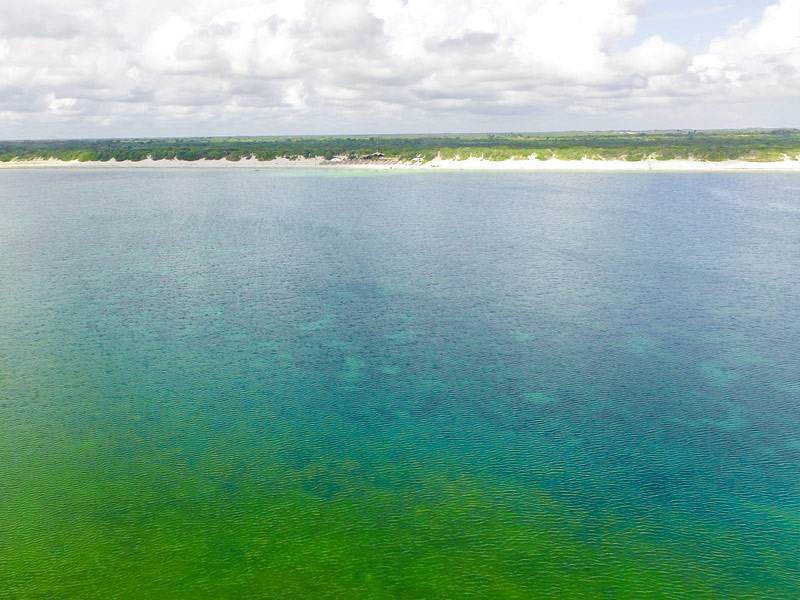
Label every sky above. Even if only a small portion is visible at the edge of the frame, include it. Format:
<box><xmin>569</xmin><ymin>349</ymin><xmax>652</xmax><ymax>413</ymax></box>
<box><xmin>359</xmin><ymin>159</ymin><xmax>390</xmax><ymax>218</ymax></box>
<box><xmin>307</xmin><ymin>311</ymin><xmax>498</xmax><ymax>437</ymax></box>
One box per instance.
<box><xmin>0</xmin><ymin>0</ymin><xmax>798</xmax><ymax>138</ymax></box>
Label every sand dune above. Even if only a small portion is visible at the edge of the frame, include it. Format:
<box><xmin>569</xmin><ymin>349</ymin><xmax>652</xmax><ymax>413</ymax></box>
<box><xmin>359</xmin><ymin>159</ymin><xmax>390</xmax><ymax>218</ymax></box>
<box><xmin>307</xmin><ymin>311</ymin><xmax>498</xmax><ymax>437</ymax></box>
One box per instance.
<box><xmin>2</xmin><ymin>155</ymin><xmax>799</xmax><ymax>171</ymax></box>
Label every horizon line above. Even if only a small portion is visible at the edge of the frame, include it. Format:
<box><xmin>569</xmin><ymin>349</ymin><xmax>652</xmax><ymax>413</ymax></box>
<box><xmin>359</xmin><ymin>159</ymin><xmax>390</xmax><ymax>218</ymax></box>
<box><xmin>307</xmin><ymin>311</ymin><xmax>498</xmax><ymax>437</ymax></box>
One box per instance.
<box><xmin>3</xmin><ymin>127</ymin><xmax>800</xmax><ymax>143</ymax></box>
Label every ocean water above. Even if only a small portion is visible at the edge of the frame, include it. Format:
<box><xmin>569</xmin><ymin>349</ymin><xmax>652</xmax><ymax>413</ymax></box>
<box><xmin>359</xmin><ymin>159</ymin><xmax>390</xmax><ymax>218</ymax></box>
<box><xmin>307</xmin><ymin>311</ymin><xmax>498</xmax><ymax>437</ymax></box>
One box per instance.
<box><xmin>0</xmin><ymin>169</ymin><xmax>798</xmax><ymax>599</ymax></box>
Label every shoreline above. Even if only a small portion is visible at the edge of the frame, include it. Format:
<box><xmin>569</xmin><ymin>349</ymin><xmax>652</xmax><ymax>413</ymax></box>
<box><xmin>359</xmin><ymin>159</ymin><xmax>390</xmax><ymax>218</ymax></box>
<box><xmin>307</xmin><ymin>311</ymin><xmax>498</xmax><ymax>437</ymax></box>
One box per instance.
<box><xmin>1</xmin><ymin>156</ymin><xmax>799</xmax><ymax>172</ymax></box>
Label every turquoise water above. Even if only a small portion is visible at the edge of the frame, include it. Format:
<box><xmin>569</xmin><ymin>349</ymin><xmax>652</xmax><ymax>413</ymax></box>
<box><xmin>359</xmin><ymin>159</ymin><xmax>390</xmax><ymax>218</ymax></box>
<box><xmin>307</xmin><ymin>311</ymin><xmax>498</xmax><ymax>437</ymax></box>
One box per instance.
<box><xmin>1</xmin><ymin>169</ymin><xmax>798</xmax><ymax>598</ymax></box>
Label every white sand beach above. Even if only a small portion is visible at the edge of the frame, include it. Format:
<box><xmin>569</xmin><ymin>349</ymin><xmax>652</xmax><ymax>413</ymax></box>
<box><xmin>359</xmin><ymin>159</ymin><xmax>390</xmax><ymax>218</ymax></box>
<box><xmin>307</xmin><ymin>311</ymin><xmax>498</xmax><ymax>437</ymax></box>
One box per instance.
<box><xmin>1</xmin><ymin>155</ymin><xmax>799</xmax><ymax>172</ymax></box>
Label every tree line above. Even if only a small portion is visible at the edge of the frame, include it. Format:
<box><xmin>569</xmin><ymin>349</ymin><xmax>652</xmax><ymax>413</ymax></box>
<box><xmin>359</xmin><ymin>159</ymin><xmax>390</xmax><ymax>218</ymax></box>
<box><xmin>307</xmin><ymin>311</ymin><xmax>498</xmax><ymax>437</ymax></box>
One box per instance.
<box><xmin>2</xmin><ymin>130</ymin><xmax>798</xmax><ymax>163</ymax></box>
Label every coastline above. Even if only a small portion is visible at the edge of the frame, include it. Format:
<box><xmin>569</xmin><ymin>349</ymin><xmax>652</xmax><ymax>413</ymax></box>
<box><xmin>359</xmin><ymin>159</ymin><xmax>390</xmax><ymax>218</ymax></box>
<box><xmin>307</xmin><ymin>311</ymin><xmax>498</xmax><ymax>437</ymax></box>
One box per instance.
<box><xmin>1</xmin><ymin>155</ymin><xmax>799</xmax><ymax>172</ymax></box>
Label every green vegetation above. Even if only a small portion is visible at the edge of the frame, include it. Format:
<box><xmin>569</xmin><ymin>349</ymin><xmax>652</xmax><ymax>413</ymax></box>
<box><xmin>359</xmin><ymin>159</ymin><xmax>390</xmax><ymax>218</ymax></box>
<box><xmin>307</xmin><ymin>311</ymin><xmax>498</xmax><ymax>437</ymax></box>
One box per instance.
<box><xmin>2</xmin><ymin>129</ymin><xmax>799</xmax><ymax>163</ymax></box>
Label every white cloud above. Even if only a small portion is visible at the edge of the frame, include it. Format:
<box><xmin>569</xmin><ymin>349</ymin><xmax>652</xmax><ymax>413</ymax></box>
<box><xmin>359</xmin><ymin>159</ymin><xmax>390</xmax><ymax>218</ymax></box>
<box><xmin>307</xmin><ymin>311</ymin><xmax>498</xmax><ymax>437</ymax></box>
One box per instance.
<box><xmin>691</xmin><ymin>0</ymin><xmax>800</xmax><ymax>94</ymax></box>
<box><xmin>621</xmin><ymin>35</ymin><xmax>691</xmax><ymax>75</ymax></box>
<box><xmin>282</xmin><ymin>82</ymin><xmax>308</xmax><ymax>110</ymax></box>
<box><xmin>0</xmin><ymin>0</ymin><xmax>797</xmax><ymax>137</ymax></box>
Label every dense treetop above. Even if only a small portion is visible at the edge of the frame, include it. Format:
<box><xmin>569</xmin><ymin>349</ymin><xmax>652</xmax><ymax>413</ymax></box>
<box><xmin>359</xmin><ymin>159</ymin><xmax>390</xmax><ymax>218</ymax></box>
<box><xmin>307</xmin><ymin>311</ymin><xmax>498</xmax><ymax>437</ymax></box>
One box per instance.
<box><xmin>2</xmin><ymin>130</ymin><xmax>799</xmax><ymax>163</ymax></box>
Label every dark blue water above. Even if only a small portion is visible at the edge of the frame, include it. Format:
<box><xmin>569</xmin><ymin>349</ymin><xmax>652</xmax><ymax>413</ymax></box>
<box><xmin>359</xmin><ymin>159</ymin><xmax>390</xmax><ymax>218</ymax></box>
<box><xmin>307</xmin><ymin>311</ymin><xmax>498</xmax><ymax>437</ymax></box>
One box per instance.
<box><xmin>1</xmin><ymin>169</ymin><xmax>798</xmax><ymax>598</ymax></box>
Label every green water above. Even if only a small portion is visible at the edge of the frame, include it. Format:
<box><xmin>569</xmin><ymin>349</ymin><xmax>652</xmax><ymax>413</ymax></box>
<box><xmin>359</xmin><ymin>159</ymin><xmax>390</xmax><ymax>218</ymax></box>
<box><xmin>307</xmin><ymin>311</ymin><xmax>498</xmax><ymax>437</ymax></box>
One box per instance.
<box><xmin>1</xmin><ymin>170</ymin><xmax>798</xmax><ymax>598</ymax></box>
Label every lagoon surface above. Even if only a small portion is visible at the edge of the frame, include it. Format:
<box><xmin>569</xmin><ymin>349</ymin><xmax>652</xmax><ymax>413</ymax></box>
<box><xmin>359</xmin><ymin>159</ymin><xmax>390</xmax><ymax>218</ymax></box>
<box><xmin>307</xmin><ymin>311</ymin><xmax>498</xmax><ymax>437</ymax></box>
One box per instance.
<box><xmin>1</xmin><ymin>170</ymin><xmax>799</xmax><ymax>599</ymax></box>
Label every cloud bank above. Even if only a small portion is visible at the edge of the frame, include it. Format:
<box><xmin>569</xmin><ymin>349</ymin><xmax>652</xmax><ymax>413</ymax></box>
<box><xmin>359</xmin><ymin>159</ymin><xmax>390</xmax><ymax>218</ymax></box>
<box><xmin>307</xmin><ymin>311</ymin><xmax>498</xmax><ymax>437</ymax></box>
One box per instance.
<box><xmin>0</xmin><ymin>0</ymin><xmax>798</xmax><ymax>137</ymax></box>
